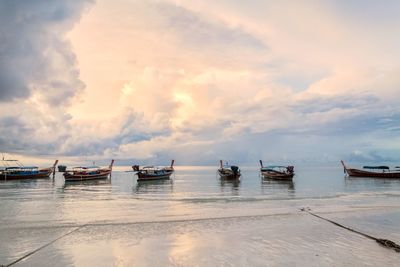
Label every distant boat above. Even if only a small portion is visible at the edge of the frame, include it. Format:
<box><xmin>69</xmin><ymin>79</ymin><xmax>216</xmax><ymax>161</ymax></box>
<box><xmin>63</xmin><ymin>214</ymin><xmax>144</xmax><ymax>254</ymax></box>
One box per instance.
<box><xmin>133</xmin><ymin>160</ymin><xmax>175</xmax><ymax>181</ymax></box>
<box><xmin>217</xmin><ymin>160</ymin><xmax>241</xmax><ymax>179</ymax></box>
<box><xmin>259</xmin><ymin>160</ymin><xmax>294</xmax><ymax>180</ymax></box>
<box><xmin>341</xmin><ymin>160</ymin><xmax>400</xmax><ymax>178</ymax></box>
<box><xmin>0</xmin><ymin>159</ymin><xmax>58</xmax><ymax>180</ymax></box>
<box><xmin>63</xmin><ymin>160</ymin><xmax>114</xmax><ymax>181</ymax></box>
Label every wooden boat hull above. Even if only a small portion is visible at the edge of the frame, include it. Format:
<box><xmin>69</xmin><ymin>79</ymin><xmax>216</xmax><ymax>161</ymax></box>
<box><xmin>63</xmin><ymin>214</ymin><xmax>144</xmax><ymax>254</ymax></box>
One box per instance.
<box><xmin>261</xmin><ymin>171</ymin><xmax>294</xmax><ymax>180</ymax></box>
<box><xmin>136</xmin><ymin>171</ymin><xmax>173</xmax><ymax>181</ymax></box>
<box><xmin>64</xmin><ymin>159</ymin><xmax>114</xmax><ymax>182</ymax></box>
<box><xmin>0</xmin><ymin>170</ymin><xmax>52</xmax><ymax>180</ymax></box>
<box><xmin>218</xmin><ymin>170</ymin><xmax>241</xmax><ymax>179</ymax></box>
<box><xmin>341</xmin><ymin>160</ymin><xmax>400</xmax><ymax>179</ymax></box>
<box><xmin>345</xmin><ymin>168</ymin><xmax>400</xmax><ymax>178</ymax></box>
<box><xmin>64</xmin><ymin>170</ymin><xmax>111</xmax><ymax>181</ymax></box>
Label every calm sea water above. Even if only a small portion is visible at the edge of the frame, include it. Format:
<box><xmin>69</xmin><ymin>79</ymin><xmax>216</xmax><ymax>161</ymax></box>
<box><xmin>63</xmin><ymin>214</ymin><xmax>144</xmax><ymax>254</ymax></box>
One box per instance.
<box><xmin>1</xmin><ymin>165</ymin><xmax>399</xmax><ymax>266</ymax></box>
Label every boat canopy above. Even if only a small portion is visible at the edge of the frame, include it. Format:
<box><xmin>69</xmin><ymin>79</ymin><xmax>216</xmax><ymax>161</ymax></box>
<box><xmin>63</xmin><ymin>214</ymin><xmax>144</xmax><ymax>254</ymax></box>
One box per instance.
<box><xmin>363</xmin><ymin>166</ymin><xmax>389</xmax><ymax>170</ymax></box>
<box><xmin>6</xmin><ymin>166</ymin><xmax>38</xmax><ymax>169</ymax></box>
<box><xmin>266</xmin><ymin>165</ymin><xmax>287</xmax><ymax>169</ymax></box>
<box><xmin>261</xmin><ymin>166</ymin><xmax>287</xmax><ymax>172</ymax></box>
<box><xmin>73</xmin><ymin>166</ymin><xmax>100</xmax><ymax>169</ymax></box>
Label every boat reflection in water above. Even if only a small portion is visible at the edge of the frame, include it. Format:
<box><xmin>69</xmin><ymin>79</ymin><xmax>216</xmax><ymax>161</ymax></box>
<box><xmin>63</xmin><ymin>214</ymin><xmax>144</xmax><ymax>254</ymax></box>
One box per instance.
<box><xmin>60</xmin><ymin>179</ymin><xmax>112</xmax><ymax>195</ymax></box>
<box><xmin>261</xmin><ymin>179</ymin><xmax>294</xmax><ymax>190</ymax></box>
<box><xmin>344</xmin><ymin>175</ymin><xmax>400</xmax><ymax>188</ymax></box>
<box><xmin>261</xmin><ymin>178</ymin><xmax>295</xmax><ymax>197</ymax></box>
<box><xmin>63</xmin><ymin>178</ymin><xmax>112</xmax><ymax>187</ymax></box>
<box><xmin>219</xmin><ymin>177</ymin><xmax>241</xmax><ymax>195</ymax></box>
<box><xmin>135</xmin><ymin>179</ymin><xmax>174</xmax><ymax>194</ymax></box>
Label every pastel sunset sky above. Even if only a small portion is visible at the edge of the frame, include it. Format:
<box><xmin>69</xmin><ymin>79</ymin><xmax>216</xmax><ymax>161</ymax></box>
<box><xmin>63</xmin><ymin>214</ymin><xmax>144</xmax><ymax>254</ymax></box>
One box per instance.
<box><xmin>1</xmin><ymin>0</ymin><xmax>400</xmax><ymax>165</ymax></box>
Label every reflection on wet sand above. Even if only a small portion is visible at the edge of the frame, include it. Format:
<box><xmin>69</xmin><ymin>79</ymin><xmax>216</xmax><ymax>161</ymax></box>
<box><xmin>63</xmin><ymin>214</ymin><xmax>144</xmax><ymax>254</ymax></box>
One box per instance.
<box><xmin>2</xmin><ymin>167</ymin><xmax>400</xmax><ymax>266</ymax></box>
<box><xmin>168</xmin><ymin>233</ymin><xmax>198</xmax><ymax>264</ymax></box>
<box><xmin>26</xmin><ymin>211</ymin><xmax>400</xmax><ymax>267</ymax></box>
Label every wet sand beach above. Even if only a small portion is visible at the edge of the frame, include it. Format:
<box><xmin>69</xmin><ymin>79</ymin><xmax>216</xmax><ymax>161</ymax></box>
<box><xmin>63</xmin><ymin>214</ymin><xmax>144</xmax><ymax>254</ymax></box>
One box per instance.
<box><xmin>1</xmin><ymin>166</ymin><xmax>399</xmax><ymax>266</ymax></box>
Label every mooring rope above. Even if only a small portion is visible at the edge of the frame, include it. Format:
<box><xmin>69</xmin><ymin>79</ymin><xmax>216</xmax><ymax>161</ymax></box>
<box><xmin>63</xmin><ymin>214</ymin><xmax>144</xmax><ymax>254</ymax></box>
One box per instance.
<box><xmin>4</xmin><ymin>224</ymin><xmax>87</xmax><ymax>267</ymax></box>
<box><xmin>300</xmin><ymin>207</ymin><xmax>400</xmax><ymax>253</ymax></box>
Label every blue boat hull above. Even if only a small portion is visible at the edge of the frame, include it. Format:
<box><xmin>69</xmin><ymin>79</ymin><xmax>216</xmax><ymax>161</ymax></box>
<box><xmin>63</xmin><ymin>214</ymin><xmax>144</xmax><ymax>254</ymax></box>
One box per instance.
<box><xmin>0</xmin><ymin>170</ymin><xmax>52</xmax><ymax>180</ymax></box>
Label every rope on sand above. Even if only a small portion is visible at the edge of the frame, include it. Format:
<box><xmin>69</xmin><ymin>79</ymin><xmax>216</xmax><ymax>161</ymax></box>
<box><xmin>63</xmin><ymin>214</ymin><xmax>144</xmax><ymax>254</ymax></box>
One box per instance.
<box><xmin>300</xmin><ymin>207</ymin><xmax>400</xmax><ymax>253</ymax></box>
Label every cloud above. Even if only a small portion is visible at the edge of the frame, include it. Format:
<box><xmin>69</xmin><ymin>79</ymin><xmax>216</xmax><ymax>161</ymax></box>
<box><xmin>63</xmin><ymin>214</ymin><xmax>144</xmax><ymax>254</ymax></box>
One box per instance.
<box><xmin>154</xmin><ymin>2</ymin><xmax>267</xmax><ymax>53</ymax></box>
<box><xmin>2</xmin><ymin>0</ymin><xmax>400</xmax><ymax>164</ymax></box>
<box><xmin>0</xmin><ymin>0</ymin><xmax>90</xmax><ymax>104</ymax></box>
<box><xmin>347</xmin><ymin>150</ymin><xmax>395</xmax><ymax>163</ymax></box>
<box><xmin>0</xmin><ymin>0</ymin><xmax>92</xmax><ymax>155</ymax></box>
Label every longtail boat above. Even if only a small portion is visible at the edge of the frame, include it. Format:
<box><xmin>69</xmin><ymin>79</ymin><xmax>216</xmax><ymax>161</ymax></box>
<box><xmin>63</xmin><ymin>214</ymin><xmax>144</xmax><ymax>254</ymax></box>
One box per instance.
<box><xmin>133</xmin><ymin>160</ymin><xmax>175</xmax><ymax>181</ymax></box>
<box><xmin>0</xmin><ymin>159</ymin><xmax>58</xmax><ymax>180</ymax></box>
<box><xmin>217</xmin><ymin>160</ymin><xmax>241</xmax><ymax>179</ymax></box>
<box><xmin>259</xmin><ymin>160</ymin><xmax>294</xmax><ymax>180</ymax></box>
<box><xmin>63</xmin><ymin>160</ymin><xmax>114</xmax><ymax>181</ymax></box>
<box><xmin>341</xmin><ymin>160</ymin><xmax>400</xmax><ymax>178</ymax></box>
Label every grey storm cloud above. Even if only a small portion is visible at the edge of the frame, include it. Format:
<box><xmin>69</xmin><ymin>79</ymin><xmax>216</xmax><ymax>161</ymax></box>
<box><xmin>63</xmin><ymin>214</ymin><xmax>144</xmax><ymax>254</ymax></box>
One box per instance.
<box><xmin>0</xmin><ymin>0</ymin><xmax>91</xmax><ymax>103</ymax></box>
<box><xmin>0</xmin><ymin>115</ymin><xmax>56</xmax><ymax>154</ymax></box>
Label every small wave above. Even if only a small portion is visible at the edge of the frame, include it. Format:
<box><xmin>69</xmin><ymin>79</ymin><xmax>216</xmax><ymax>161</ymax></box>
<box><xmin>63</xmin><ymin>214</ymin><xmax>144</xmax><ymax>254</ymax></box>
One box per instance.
<box><xmin>131</xmin><ymin>194</ymin><xmax>348</xmax><ymax>203</ymax></box>
<box><xmin>336</xmin><ymin>191</ymin><xmax>400</xmax><ymax>199</ymax></box>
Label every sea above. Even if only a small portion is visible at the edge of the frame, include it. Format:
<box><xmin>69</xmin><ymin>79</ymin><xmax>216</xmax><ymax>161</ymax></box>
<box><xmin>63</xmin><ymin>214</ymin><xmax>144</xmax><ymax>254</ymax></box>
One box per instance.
<box><xmin>0</xmin><ymin>165</ymin><xmax>399</xmax><ymax>266</ymax></box>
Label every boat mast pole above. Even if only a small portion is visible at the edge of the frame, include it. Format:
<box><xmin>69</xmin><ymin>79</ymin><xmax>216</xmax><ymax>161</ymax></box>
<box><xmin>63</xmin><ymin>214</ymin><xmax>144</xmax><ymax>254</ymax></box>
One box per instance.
<box><xmin>2</xmin><ymin>158</ymin><xmax>7</xmax><ymax>181</ymax></box>
<box><xmin>53</xmin><ymin>160</ymin><xmax>59</xmax><ymax>180</ymax></box>
<box><xmin>109</xmin><ymin>159</ymin><xmax>115</xmax><ymax>179</ymax></box>
<box><xmin>340</xmin><ymin>160</ymin><xmax>348</xmax><ymax>176</ymax></box>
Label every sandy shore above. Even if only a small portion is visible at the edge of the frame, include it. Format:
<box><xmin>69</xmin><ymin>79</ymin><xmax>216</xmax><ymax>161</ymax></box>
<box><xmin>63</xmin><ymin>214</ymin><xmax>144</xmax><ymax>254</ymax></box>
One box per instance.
<box><xmin>1</xmin><ymin>208</ymin><xmax>399</xmax><ymax>266</ymax></box>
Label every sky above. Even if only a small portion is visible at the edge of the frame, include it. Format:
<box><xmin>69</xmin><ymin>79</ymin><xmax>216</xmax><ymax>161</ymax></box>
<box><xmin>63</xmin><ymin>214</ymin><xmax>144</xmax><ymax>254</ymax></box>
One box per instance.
<box><xmin>1</xmin><ymin>0</ymin><xmax>400</xmax><ymax>166</ymax></box>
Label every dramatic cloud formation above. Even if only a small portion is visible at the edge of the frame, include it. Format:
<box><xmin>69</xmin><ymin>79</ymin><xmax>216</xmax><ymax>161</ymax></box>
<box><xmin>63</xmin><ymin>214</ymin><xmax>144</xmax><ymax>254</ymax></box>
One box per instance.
<box><xmin>0</xmin><ymin>0</ymin><xmax>88</xmax><ymax>102</ymax></box>
<box><xmin>0</xmin><ymin>0</ymin><xmax>92</xmax><ymax>158</ymax></box>
<box><xmin>1</xmin><ymin>0</ymin><xmax>400</xmax><ymax>165</ymax></box>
